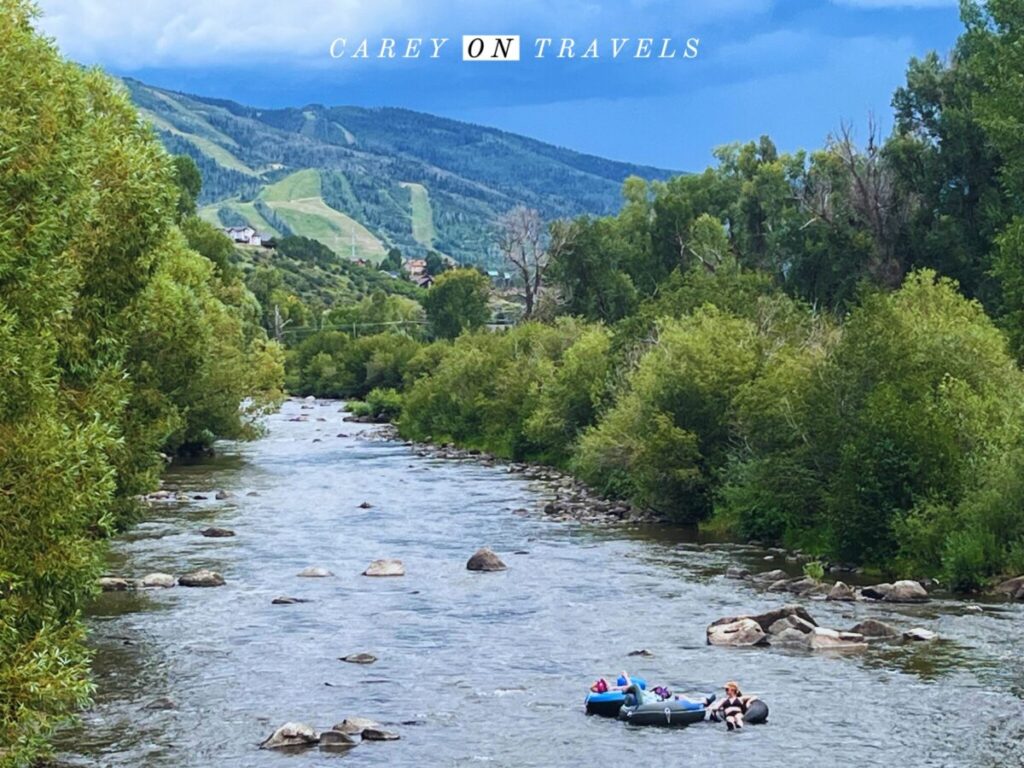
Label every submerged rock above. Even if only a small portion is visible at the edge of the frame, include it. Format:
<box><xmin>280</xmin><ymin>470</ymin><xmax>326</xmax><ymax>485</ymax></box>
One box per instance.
<box><xmin>339</xmin><ymin>653</ymin><xmax>377</xmax><ymax>664</ymax></box>
<box><xmin>215</xmin><ymin>490</ymin><xmax>232</xmax><ymax>500</ymax></box>
<box><xmin>903</xmin><ymin>627</ymin><xmax>938</xmax><ymax>642</ymax></box>
<box><xmin>466</xmin><ymin>547</ymin><xmax>506</xmax><ymax>572</ymax></box>
<box><xmin>200</xmin><ymin>527</ymin><xmax>235</xmax><ymax>538</ymax></box>
<box><xmin>259</xmin><ymin>722</ymin><xmax>319</xmax><ymax>750</ymax></box>
<box><xmin>272</xmin><ymin>596</ymin><xmax>311</xmax><ymax>604</ymax></box>
<box><xmin>177</xmin><ymin>569</ymin><xmax>225</xmax><ymax>587</ymax></box>
<box><xmin>358</xmin><ymin>501</ymin><xmax>373</xmax><ymax>509</ymax></box>
<box><xmin>143</xmin><ymin>696</ymin><xmax>176</xmax><ymax>710</ymax></box>
<box><xmin>363</xmin><ymin>559</ymin><xmax>405</xmax><ymax>577</ymax></box>
<box><xmin>297</xmin><ymin>567</ymin><xmax>333</xmax><ymax>578</ymax></box>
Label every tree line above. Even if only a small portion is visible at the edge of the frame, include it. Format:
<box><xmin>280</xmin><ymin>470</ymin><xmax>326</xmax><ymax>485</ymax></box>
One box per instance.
<box><xmin>288</xmin><ymin>1</ymin><xmax>1024</xmax><ymax>594</ymax></box>
<box><xmin>0</xmin><ymin>3</ymin><xmax>283</xmax><ymax>764</ymax></box>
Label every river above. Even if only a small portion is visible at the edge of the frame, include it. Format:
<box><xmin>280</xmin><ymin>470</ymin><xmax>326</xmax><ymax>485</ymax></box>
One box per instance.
<box><xmin>54</xmin><ymin>399</ymin><xmax>1024</xmax><ymax>767</ymax></box>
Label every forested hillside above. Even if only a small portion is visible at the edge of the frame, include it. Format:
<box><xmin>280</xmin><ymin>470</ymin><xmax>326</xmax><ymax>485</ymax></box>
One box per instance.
<box><xmin>123</xmin><ymin>78</ymin><xmax>676</xmax><ymax>265</ymax></box>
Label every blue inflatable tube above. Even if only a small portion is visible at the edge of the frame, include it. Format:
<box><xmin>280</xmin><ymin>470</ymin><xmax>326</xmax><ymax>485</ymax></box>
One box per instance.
<box><xmin>584</xmin><ymin>677</ymin><xmax>646</xmax><ymax>717</ymax></box>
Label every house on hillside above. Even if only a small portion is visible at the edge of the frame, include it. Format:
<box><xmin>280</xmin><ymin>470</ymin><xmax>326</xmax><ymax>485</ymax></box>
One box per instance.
<box><xmin>415</xmin><ymin>275</ymin><xmax>434</xmax><ymax>289</ymax></box>
<box><xmin>487</xmin><ymin>269</ymin><xmax>513</xmax><ymax>289</ymax></box>
<box><xmin>223</xmin><ymin>226</ymin><xmax>265</xmax><ymax>246</ymax></box>
<box><xmin>404</xmin><ymin>258</ymin><xmax>428</xmax><ymax>280</ymax></box>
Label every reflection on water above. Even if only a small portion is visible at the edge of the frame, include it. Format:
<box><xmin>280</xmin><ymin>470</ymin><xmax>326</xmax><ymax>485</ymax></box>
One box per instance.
<box><xmin>53</xmin><ymin>400</ymin><xmax>1024</xmax><ymax>768</ymax></box>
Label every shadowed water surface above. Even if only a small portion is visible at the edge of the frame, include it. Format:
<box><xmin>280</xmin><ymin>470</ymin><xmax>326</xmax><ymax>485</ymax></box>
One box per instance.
<box><xmin>54</xmin><ymin>400</ymin><xmax>1024</xmax><ymax>767</ymax></box>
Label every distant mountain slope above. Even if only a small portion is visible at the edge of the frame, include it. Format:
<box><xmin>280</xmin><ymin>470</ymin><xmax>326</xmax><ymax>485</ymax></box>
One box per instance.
<box><xmin>123</xmin><ymin>78</ymin><xmax>678</xmax><ymax>265</ymax></box>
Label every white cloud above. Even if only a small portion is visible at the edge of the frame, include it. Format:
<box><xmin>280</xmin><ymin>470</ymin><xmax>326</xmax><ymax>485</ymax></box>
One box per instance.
<box><xmin>34</xmin><ymin>0</ymin><xmax>771</xmax><ymax>69</ymax></box>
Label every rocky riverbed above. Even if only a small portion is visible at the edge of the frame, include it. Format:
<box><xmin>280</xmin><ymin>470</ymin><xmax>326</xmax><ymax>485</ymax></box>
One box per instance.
<box><xmin>55</xmin><ymin>397</ymin><xmax>1024</xmax><ymax>768</ymax></box>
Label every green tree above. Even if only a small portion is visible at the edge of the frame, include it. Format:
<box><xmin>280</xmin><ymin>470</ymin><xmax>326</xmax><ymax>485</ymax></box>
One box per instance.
<box><xmin>422</xmin><ymin>268</ymin><xmax>491</xmax><ymax>339</ymax></box>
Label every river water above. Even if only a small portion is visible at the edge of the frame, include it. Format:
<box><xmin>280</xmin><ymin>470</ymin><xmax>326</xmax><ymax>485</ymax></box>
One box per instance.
<box><xmin>55</xmin><ymin>399</ymin><xmax>1024</xmax><ymax>767</ymax></box>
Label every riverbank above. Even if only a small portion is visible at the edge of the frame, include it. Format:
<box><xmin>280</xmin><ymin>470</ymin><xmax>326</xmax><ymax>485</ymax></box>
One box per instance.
<box><xmin>351</xmin><ymin>406</ymin><xmax>1024</xmax><ymax>604</ymax></box>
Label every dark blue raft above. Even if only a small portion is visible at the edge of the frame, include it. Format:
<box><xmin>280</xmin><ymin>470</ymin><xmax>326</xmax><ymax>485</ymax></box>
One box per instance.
<box><xmin>619</xmin><ymin>697</ymin><xmax>708</xmax><ymax>727</ymax></box>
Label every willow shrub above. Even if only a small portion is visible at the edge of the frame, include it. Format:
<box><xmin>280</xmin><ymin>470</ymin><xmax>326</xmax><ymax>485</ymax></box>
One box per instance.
<box><xmin>1</xmin><ymin>3</ymin><xmax>283</xmax><ymax>762</ymax></box>
<box><xmin>575</xmin><ymin>307</ymin><xmax>762</xmax><ymax>523</ymax></box>
<box><xmin>399</xmin><ymin>319</ymin><xmax>606</xmax><ymax>461</ymax></box>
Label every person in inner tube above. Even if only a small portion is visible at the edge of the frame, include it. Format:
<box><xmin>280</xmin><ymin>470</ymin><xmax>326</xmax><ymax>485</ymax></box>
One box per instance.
<box><xmin>708</xmin><ymin>681</ymin><xmax>757</xmax><ymax>729</ymax></box>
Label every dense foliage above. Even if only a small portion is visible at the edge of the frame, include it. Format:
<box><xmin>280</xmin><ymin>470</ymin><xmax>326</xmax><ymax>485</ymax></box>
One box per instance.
<box><xmin>0</xmin><ymin>5</ymin><xmax>283</xmax><ymax>764</ymax></box>
<box><xmin>333</xmin><ymin>2</ymin><xmax>1024</xmax><ymax>595</ymax></box>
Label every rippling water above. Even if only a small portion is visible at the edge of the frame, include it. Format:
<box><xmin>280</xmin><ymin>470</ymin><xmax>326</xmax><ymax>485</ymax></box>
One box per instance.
<box><xmin>54</xmin><ymin>399</ymin><xmax>1024</xmax><ymax>767</ymax></box>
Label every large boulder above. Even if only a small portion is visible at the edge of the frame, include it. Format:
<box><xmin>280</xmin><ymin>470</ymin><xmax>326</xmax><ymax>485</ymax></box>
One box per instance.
<box><xmin>826</xmin><ymin>581</ymin><xmax>857</xmax><ymax>601</ymax></box>
<box><xmin>332</xmin><ymin>717</ymin><xmax>382</xmax><ymax>736</ymax></box>
<box><xmin>363</xmin><ymin>559</ymin><xmax>405</xmax><ymax>577</ymax></box>
<box><xmin>994</xmin><ymin>575</ymin><xmax>1024</xmax><ymax>598</ymax></box>
<box><xmin>141</xmin><ymin>573</ymin><xmax>176</xmax><ymax>589</ymax></box>
<box><xmin>706</xmin><ymin>618</ymin><xmax>767</xmax><ymax>647</ymax></box>
<box><xmin>467</xmin><ymin>547</ymin><xmax>506</xmax><ymax>572</ymax></box>
<box><xmin>806</xmin><ymin>627</ymin><xmax>868</xmax><ymax>651</ymax></box>
<box><xmin>849</xmin><ymin>618</ymin><xmax>901</xmax><ymax>639</ymax></box>
<box><xmin>884</xmin><ymin>580</ymin><xmax>929</xmax><ymax>603</ymax></box>
<box><xmin>770</xmin><ymin>627</ymin><xmax>813</xmax><ymax>648</ymax></box>
<box><xmin>177</xmin><ymin>569</ymin><xmax>224</xmax><ymax>587</ymax></box>
<box><xmin>259</xmin><ymin>722</ymin><xmax>319</xmax><ymax>750</ymax></box>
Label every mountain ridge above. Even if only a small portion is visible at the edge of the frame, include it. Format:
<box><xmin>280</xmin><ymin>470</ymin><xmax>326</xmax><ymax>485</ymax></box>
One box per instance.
<box><xmin>122</xmin><ymin>77</ymin><xmax>678</xmax><ymax>264</ymax></box>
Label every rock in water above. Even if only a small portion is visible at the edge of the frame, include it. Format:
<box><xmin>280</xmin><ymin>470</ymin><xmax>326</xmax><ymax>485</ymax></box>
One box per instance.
<box><xmin>177</xmin><ymin>569</ymin><xmax>225</xmax><ymax>587</ymax></box>
<box><xmin>849</xmin><ymin>618</ymin><xmax>902</xmax><ymax>638</ymax></box>
<box><xmin>994</xmin><ymin>575</ymin><xmax>1024</xmax><ymax>597</ymax></box>
<box><xmin>706</xmin><ymin>618</ymin><xmax>767</xmax><ymax>647</ymax></box>
<box><xmin>466</xmin><ymin>547</ymin><xmax>506</xmax><ymax>572</ymax></box>
<box><xmin>884</xmin><ymin>580</ymin><xmax>929</xmax><ymax>603</ymax></box>
<box><xmin>141</xmin><ymin>573</ymin><xmax>176</xmax><ymax>588</ymax></box>
<box><xmin>259</xmin><ymin>722</ymin><xmax>319</xmax><ymax>750</ymax></box>
<box><xmin>297</xmin><ymin>567</ymin><xmax>333</xmax><ymax>578</ymax></box>
<box><xmin>361</xmin><ymin>728</ymin><xmax>400</xmax><ymax>741</ymax></box>
<box><xmin>806</xmin><ymin>627</ymin><xmax>868</xmax><ymax>651</ymax></box>
<box><xmin>319</xmin><ymin>730</ymin><xmax>357</xmax><ymax>750</ymax></box>
<box><xmin>272</xmin><ymin>596</ymin><xmax>311</xmax><ymax>605</ymax></box>
<box><xmin>903</xmin><ymin>627</ymin><xmax>937</xmax><ymax>641</ymax></box>
<box><xmin>339</xmin><ymin>653</ymin><xmax>377</xmax><ymax>664</ymax></box>
<box><xmin>215</xmin><ymin>490</ymin><xmax>232</xmax><ymax>500</ymax></box>
<box><xmin>332</xmin><ymin>717</ymin><xmax>381</xmax><ymax>736</ymax></box>
<box><xmin>363</xmin><ymin>559</ymin><xmax>405</xmax><ymax>577</ymax></box>
<box><xmin>358</xmin><ymin>501</ymin><xmax>373</xmax><ymax>509</ymax></box>
<box><xmin>98</xmin><ymin>577</ymin><xmax>133</xmax><ymax>592</ymax></box>
<box><xmin>826</xmin><ymin>581</ymin><xmax>857</xmax><ymax>601</ymax></box>
<box><xmin>860</xmin><ymin>583</ymin><xmax>892</xmax><ymax>600</ymax></box>
<box><xmin>200</xmin><ymin>527</ymin><xmax>235</xmax><ymax>538</ymax></box>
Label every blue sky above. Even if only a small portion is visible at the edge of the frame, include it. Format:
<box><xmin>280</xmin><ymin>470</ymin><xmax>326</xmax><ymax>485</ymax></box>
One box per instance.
<box><xmin>36</xmin><ymin>0</ymin><xmax>964</xmax><ymax>171</ymax></box>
